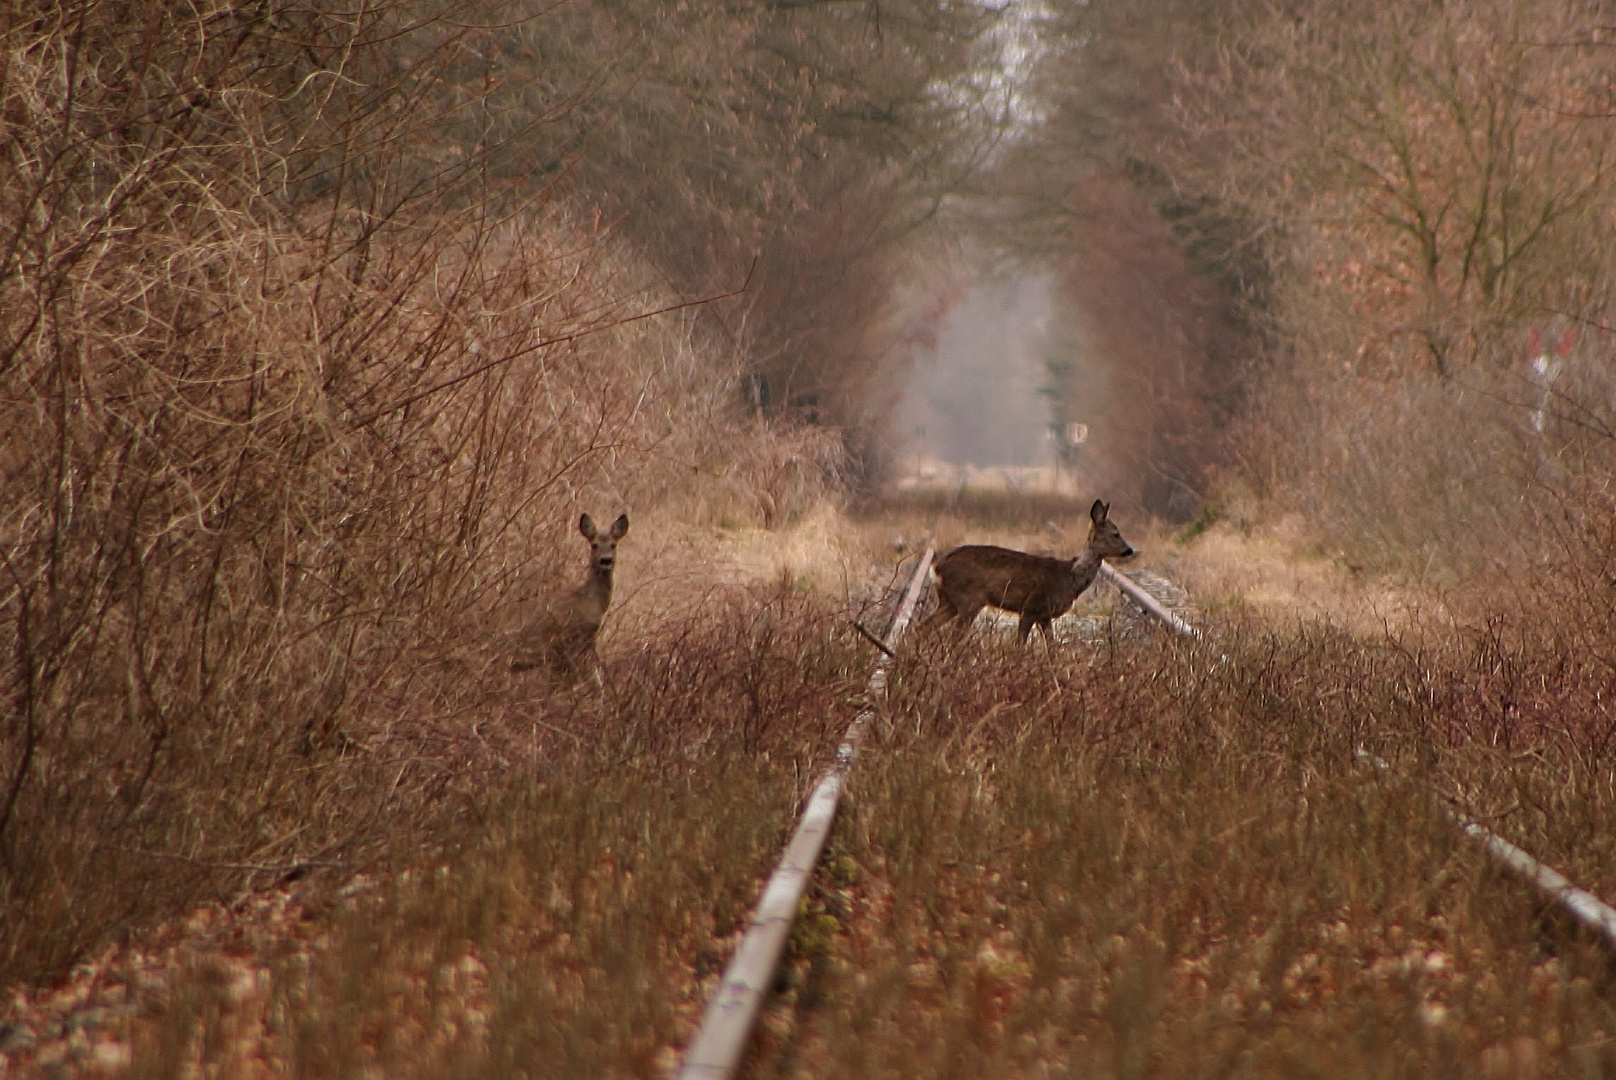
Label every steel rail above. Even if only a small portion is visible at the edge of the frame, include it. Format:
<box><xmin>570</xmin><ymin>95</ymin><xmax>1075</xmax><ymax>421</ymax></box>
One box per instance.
<box><xmin>1355</xmin><ymin>750</ymin><xmax>1616</xmax><ymax>950</ymax></box>
<box><xmin>1099</xmin><ymin>562</ymin><xmax>1201</xmax><ymax>638</ymax></box>
<box><xmin>682</xmin><ymin>544</ymin><xmax>1616</xmax><ymax>1080</ymax></box>
<box><xmin>1458</xmin><ymin>818</ymin><xmax>1616</xmax><ymax>947</ymax></box>
<box><xmin>1119</xmin><ymin>574</ymin><xmax>1616</xmax><ymax>949</ymax></box>
<box><xmin>677</xmin><ymin>546</ymin><xmax>936</xmax><ymax>1080</ymax></box>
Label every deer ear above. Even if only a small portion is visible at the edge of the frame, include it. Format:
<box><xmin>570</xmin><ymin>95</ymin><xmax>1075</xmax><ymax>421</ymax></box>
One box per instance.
<box><xmin>579</xmin><ymin>514</ymin><xmax>598</xmax><ymax>540</ymax></box>
<box><xmin>1090</xmin><ymin>499</ymin><xmax>1108</xmax><ymax>524</ymax></box>
<box><xmin>610</xmin><ymin>514</ymin><xmax>629</xmax><ymax>540</ymax></box>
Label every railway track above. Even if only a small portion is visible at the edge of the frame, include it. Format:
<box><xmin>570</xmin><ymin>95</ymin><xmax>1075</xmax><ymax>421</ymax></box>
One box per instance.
<box><xmin>677</xmin><ymin>546</ymin><xmax>1616</xmax><ymax>1078</ymax></box>
<box><xmin>678</xmin><ymin>546</ymin><xmax>935</xmax><ymax>1080</ymax></box>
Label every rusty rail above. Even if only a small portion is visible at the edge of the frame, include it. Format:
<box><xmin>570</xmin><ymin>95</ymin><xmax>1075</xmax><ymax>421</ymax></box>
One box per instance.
<box><xmin>677</xmin><ymin>546</ymin><xmax>935</xmax><ymax>1080</ymax></box>
<box><xmin>1117</xmin><ymin>576</ymin><xmax>1616</xmax><ymax>950</ymax></box>
<box><xmin>683</xmin><ymin>545</ymin><xmax>1616</xmax><ymax>1080</ymax></box>
<box><xmin>1355</xmin><ymin>749</ymin><xmax>1616</xmax><ymax>950</ymax></box>
<box><xmin>1099</xmin><ymin>562</ymin><xmax>1200</xmax><ymax>638</ymax></box>
<box><xmin>1136</xmin><ymin>575</ymin><xmax>1616</xmax><ymax>952</ymax></box>
<box><xmin>1459</xmin><ymin>818</ymin><xmax>1616</xmax><ymax>946</ymax></box>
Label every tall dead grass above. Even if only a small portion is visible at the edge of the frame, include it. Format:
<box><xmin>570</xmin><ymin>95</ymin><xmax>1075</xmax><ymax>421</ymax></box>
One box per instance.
<box><xmin>106</xmin><ymin>589</ymin><xmax>869</xmax><ymax>1079</ymax></box>
<box><xmin>0</xmin><ymin>1</ymin><xmax>841</xmax><ymax>990</ymax></box>
<box><xmin>80</xmin><ymin>600</ymin><xmax>1616</xmax><ymax>1078</ymax></box>
<box><xmin>746</xmin><ymin>616</ymin><xmax>1616</xmax><ymax>1076</ymax></box>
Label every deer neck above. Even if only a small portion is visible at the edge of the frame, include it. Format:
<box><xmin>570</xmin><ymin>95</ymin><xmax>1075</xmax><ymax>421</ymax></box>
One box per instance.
<box><xmin>580</xmin><ymin>564</ymin><xmax>614</xmax><ymax>608</ymax></box>
<box><xmin>1069</xmin><ymin>549</ymin><xmax>1103</xmax><ymax>591</ymax></box>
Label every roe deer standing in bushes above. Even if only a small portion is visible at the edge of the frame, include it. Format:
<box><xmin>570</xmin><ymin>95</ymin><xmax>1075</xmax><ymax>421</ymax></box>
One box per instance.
<box><xmin>922</xmin><ymin>499</ymin><xmax>1133</xmax><ymax>643</ymax></box>
<box><xmin>511</xmin><ymin>513</ymin><xmax>629</xmax><ymax>682</ymax></box>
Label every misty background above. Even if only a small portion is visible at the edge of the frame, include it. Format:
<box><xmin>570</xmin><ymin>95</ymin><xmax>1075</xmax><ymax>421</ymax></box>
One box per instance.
<box><xmin>894</xmin><ymin>273</ymin><xmax>1064</xmax><ymax>469</ymax></box>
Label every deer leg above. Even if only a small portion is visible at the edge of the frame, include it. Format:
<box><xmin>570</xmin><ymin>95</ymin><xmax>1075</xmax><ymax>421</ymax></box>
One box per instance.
<box><xmin>1037</xmin><ymin>619</ymin><xmax>1063</xmax><ymax>692</ymax></box>
<box><xmin>924</xmin><ymin>591</ymin><xmax>969</xmax><ymax>633</ymax></box>
<box><xmin>1017</xmin><ymin>611</ymin><xmax>1037</xmax><ymax>642</ymax></box>
<box><xmin>919</xmin><ymin>592</ymin><xmax>959</xmax><ymax>634</ymax></box>
<box><xmin>955</xmin><ymin>600</ymin><xmax>987</xmax><ymax>634</ymax></box>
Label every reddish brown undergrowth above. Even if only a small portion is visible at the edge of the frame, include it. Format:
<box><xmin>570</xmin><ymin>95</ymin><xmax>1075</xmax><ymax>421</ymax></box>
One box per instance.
<box><xmin>0</xmin><ymin>1</ymin><xmax>844</xmax><ymax>992</ymax></box>
<box><xmin>0</xmin><ymin>586</ymin><xmax>870</xmax><ymax>1078</ymax></box>
<box><xmin>746</xmin><ymin>613</ymin><xmax>1616</xmax><ymax>1077</ymax></box>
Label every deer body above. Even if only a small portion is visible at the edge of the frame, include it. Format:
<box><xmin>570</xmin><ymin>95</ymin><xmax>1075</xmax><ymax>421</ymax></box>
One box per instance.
<box><xmin>511</xmin><ymin>512</ymin><xmax>629</xmax><ymax>681</ymax></box>
<box><xmin>924</xmin><ymin>499</ymin><xmax>1133</xmax><ymax>643</ymax></box>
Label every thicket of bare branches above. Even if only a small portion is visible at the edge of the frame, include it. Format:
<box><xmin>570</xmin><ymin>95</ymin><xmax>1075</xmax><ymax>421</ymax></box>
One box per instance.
<box><xmin>1018</xmin><ymin>0</ymin><xmax>1616</xmax><ymax>571</ymax></box>
<box><xmin>464</xmin><ymin>0</ymin><xmax>1007</xmax><ymax>473</ymax></box>
<box><xmin>1</xmin><ymin>0</ymin><xmax>938</xmax><ymax>987</ymax></box>
<box><xmin>1177</xmin><ymin>0</ymin><xmax>1616</xmax><ymax>577</ymax></box>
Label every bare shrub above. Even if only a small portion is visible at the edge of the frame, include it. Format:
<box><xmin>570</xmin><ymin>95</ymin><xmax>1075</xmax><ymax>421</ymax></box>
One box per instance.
<box><xmin>1167</xmin><ymin>0</ymin><xmax>1616</xmax><ymax>575</ymax></box>
<box><xmin>750</xmin><ymin>612</ymin><xmax>1616</xmax><ymax>1076</ymax></box>
<box><xmin>0</xmin><ymin>1</ymin><xmax>848</xmax><ymax>989</ymax></box>
<box><xmin>1012</xmin><ymin>0</ymin><xmax>1616</xmax><ymax>569</ymax></box>
<box><xmin>1044</xmin><ymin>178</ymin><xmax>1249</xmax><ymax>520</ymax></box>
<box><xmin>995</xmin><ymin>0</ymin><xmax>1260</xmax><ymax>520</ymax></box>
<box><xmin>475</xmin><ymin>0</ymin><xmax>1011</xmax><ymax>473</ymax></box>
<box><xmin>102</xmin><ymin>589</ymin><xmax>868</xmax><ymax>1079</ymax></box>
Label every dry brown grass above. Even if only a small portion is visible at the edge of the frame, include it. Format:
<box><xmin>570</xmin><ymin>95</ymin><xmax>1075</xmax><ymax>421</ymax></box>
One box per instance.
<box><xmin>6</xmin><ymin>522</ymin><xmax>1616</xmax><ymax>1077</ymax></box>
<box><xmin>8</xmin><ymin>6</ymin><xmax>1616</xmax><ymax>1076</ymax></box>
<box><xmin>0</xmin><ymin>588</ymin><xmax>872</xmax><ymax>1078</ymax></box>
<box><xmin>1171</xmin><ymin>515</ymin><xmax>1447</xmax><ymax>635</ymax></box>
<box><xmin>744</xmin><ymin>617</ymin><xmax>1616</xmax><ymax>1078</ymax></box>
<box><xmin>10</xmin><ymin>592</ymin><xmax>1606</xmax><ymax>1078</ymax></box>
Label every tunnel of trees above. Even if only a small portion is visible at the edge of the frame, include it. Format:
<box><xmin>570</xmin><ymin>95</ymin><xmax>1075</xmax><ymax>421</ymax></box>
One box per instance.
<box><xmin>5</xmin><ymin>0</ymin><xmax>1616</xmax><ymax>990</ymax></box>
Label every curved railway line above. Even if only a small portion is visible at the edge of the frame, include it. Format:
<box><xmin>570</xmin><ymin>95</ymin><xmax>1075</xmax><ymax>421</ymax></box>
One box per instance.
<box><xmin>678</xmin><ymin>544</ymin><xmax>1616</xmax><ymax>1078</ymax></box>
